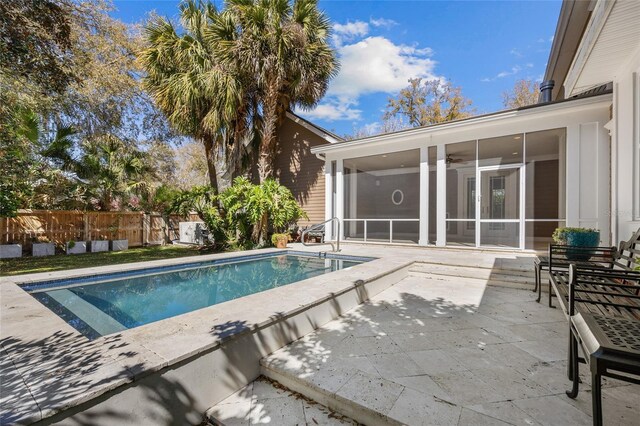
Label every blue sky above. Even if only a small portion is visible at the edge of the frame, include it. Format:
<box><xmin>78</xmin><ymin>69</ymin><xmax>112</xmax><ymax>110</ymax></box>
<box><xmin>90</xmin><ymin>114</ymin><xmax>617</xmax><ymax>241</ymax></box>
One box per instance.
<box><xmin>112</xmin><ymin>0</ymin><xmax>561</xmax><ymax>137</ymax></box>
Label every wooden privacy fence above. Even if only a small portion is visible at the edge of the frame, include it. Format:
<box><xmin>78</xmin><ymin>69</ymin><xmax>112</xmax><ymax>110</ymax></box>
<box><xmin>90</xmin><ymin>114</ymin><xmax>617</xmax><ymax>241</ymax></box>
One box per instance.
<box><xmin>0</xmin><ymin>210</ymin><xmax>200</xmax><ymax>252</ymax></box>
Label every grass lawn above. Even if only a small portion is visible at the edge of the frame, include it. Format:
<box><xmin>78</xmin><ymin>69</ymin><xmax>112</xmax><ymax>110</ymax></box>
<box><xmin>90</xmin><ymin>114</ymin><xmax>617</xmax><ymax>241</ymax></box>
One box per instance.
<box><xmin>1</xmin><ymin>245</ymin><xmax>207</xmax><ymax>277</ymax></box>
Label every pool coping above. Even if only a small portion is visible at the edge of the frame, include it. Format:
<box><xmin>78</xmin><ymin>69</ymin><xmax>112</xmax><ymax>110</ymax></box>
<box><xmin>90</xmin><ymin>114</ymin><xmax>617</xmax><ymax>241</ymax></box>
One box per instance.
<box><xmin>0</xmin><ymin>246</ymin><xmax>412</xmax><ymax>424</ymax></box>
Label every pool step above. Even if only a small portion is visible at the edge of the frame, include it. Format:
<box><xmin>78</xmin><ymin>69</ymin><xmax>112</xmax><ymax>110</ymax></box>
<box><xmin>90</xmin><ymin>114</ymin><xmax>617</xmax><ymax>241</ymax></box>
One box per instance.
<box><xmin>46</xmin><ymin>289</ymin><xmax>127</xmax><ymax>335</ymax></box>
<box><xmin>408</xmin><ymin>262</ymin><xmax>535</xmax><ymax>290</ymax></box>
<box><xmin>260</xmin><ymin>359</ymin><xmax>403</xmax><ymax>426</ymax></box>
<box><xmin>205</xmin><ymin>376</ymin><xmax>356</xmax><ymax>426</ymax></box>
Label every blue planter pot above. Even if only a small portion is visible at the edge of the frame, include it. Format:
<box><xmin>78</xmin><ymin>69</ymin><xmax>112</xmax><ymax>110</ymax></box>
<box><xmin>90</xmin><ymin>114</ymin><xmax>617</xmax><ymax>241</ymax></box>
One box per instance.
<box><xmin>565</xmin><ymin>231</ymin><xmax>600</xmax><ymax>261</ymax></box>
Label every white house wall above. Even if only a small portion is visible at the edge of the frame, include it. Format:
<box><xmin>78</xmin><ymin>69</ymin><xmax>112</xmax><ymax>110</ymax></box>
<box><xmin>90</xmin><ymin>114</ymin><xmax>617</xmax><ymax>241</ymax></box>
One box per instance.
<box><xmin>611</xmin><ymin>45</ymin><xmax>640</xmax><ymax>243</ymax></box>
<box><xmin>319</xmin><ymin>95</ymin><xmax>612</xmax><ymax>249</ymax></box>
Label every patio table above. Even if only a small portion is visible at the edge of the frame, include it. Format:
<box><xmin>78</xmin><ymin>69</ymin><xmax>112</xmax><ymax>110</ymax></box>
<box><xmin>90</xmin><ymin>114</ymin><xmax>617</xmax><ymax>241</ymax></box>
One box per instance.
<box><xmin>567</xmin><ymin>312</ymin><xmax>640</xmax><ymax>426</ymax></box>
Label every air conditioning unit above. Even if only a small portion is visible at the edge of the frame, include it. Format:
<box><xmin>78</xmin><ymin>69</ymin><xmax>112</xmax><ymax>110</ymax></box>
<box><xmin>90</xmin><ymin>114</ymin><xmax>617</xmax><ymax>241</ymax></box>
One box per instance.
<box><xmin>179</xmin><ymin>221</ymin><xmax>207</xmax><ymax>245</ymax></box>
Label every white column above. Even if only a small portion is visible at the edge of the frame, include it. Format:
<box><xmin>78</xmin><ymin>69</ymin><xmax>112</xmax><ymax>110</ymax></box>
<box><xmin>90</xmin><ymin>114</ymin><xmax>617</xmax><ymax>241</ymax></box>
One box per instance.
<box><xmin>348</xmin><ymin>171</ymin><xmax>358</xmax><ymax>237</ymax></box>
<box><xmin>558</xmin><ymin>135</ymin><xmax>567</xmax><ymax>220</ymax></box>
<box><xmin>436</xmin><ymin>144</ymin><xmax>447</xmax><ymax>246</ymax></box>
<box><xmin>324</xmin><ymin>160</ymin><xmax>333</xmax><ymax>240</ymax></box>
<box><xmin>419</xmin><ymin>147</ymin><xmax>429</xmax><ymax>245</ymax></box>
<box><xmin>336</xmin><ymin>159</ymin><xmax>345</xmax><ymax>240</ymax></box>
<box><xmin>565</xmin><ymin>124</ymin><xmax>579</xmax><ymax>227</ymax></box>
<box><xmin>596</xmin><ymin>121</ymin><xmax>611</xmax><ymax>245</ymax></box>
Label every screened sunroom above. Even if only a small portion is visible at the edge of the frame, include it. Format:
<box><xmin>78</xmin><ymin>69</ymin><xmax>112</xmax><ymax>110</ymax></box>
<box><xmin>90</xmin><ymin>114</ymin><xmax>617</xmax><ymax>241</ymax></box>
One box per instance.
<box><xmin>313</xmin><ymin>92</ymin><xmax>612</xmax><ymax>251</ymax></box>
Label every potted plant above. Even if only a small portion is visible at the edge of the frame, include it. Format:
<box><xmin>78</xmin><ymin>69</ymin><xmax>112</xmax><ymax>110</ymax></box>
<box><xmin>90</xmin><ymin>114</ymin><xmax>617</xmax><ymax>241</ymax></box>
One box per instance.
<box><xmin>552</xmin><ymin>227</ymin><xmax>600</xmax><ymax>261</ymax></box>
<box><xmin>0</xmin><ymin>240</ymin><xmax>22</xmax><ymax>259</ymax></box>
<box><xmin>89</xmin><ymin>235</ymin><xmax>109</xmax><ymax>253</ymax></box>
<box><xmin>32</xmin><ymin>235</ymin><xmax>55</xmax><ymax>257</ymax></box>
<box><xmin>108</xmin><ymin>219</ymin><xmax>128</xmax><ymax>251</ymax></box>
<box><xmin>271</xmin><ymin>233</ymin><xmax>290</xmax><ymax>249</ymax></box>
<box><xmin>66</xmin><ymin>239</ymin><xmax>87</xmax><ymax>255</ymax></box>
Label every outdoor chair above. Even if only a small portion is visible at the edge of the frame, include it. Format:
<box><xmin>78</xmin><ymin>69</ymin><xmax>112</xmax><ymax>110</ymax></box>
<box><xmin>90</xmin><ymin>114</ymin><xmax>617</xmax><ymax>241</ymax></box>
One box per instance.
<box><xmin>303</xmin><ymin>224</ymin><xmax>325</xmax><ymax>243</ymax></box>
<box><xmin>539</xmin><ymin>227</ymin><xmax>640</xmax><ymax>307</ymax></box>
<box><xmin>562</xmin><ymin>264</ymin><xmax>640</xmax><ymax>426</ymax></box>
<box><xmin>543</xmin><ymin>246</ymin><xmax>616</xmax><ymax>308</ymax></box>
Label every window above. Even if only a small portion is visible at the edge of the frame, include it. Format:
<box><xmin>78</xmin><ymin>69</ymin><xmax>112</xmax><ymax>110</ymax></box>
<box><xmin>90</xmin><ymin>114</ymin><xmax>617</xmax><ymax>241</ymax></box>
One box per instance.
<box><xmin>445</xmin><ymin>141</ymin><xmax>476</xmax><ymax>246</ymax></box>
<box><xmin>344</xmin><ymin>149</ymin><xmax>420</xmax><ymax>243</ymax></box>
<box><xmin>524</xmin><ymin>128</ymin><xmax>567</xmax><ymax>250</ymax></box>
<box><xmin>489</xmin><ymin>176</ymin><xmax>506</xmax><ymax>230</ymax></box>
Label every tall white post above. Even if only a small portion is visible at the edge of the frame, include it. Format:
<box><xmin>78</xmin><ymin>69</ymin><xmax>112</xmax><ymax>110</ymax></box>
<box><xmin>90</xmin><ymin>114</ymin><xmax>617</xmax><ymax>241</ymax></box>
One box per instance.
<box><xmin>348</xmin><ymin>170</ymin><xmax>358</xmax><ymax>237</ymax></box>
<box><xmin>419</xmin><ymin>147</ymin><xmax>429</xmax><ymax>245</ymax></box>
<box><xmin>565</xmin><ymin>124</ymin><xmax>579</xmax><ymax>227</ymax></box>
<box><xmin>324</xmin><ymin>160</ymin><xmax>333</xmax><ymax>241</ymax></box>
<box><xmin>336</xmin><ymin>159</ymin><xmax>345</xmax><ymax>240</ymax></box>
<box><xmin>436</xmin><ymin>144</ymin><xmax>447</xmax><ymax>246</ymax></box>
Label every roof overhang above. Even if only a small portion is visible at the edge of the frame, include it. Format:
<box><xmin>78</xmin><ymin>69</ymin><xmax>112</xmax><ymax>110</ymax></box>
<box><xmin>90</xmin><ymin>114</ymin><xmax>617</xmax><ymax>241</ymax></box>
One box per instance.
<box><xmin>564</xmin><ymin>0</ymin><xmax>640</xmax><ymax>97</ymax></box>
<box><xmin>285</xmin><ymin>111</ymin><xmax>342</xmax><ymax>144</ymax></box>
<box><xmin>542</xmin><ymin>0</ymin><xmax>593</xmax><ymax>101</ymax></box>
<box><xmin>311</xmin><ymin>92</ymin><xmax>612</xmax><ymax>157</ymax></box>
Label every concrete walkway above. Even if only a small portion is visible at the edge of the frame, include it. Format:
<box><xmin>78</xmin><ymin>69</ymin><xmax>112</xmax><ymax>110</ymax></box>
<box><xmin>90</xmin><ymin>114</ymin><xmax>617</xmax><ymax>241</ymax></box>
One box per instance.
<box><xmin>206</xmin><ymin>377</ymin><xmax>356</xmax><ymax>425</ymax></box>
<box><xmin>256</xmin><ymin>273</ymin><xmax>639</xmax><ymax>425</ymax></box>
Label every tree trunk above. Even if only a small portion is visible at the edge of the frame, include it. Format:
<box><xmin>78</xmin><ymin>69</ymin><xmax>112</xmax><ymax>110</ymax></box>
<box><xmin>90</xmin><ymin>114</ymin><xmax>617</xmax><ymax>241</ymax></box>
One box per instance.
<box><xmin>202</xmin><ymin>135</ymin><xmax>219</xmax><ymax>194</ymax></box>
<box><xmin>257</xmin><ymin>88</ymin><xmax>285</xmax><ymax>182</ymax></box>
<box><xmin>213</xmin><ymin>142</ymin><xmax>233</xmax><ymax>192</ymax></box>
<box><xmin>257</xmin><ymin>115</ymin><xmax>276</xmax><ymax>182</ymax></box>
<box><xmin>251</xmin><ymin>211</ymin><xmax>268</xmax><ymax>245</ymax></box>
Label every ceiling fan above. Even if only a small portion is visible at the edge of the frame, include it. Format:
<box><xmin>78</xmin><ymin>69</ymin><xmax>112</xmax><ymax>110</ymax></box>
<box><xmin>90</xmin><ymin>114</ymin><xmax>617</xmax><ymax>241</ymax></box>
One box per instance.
<box><xmin>446</xmin><ymin>154</ymin><xmax>464</xmax><ymax>164</ymax></box>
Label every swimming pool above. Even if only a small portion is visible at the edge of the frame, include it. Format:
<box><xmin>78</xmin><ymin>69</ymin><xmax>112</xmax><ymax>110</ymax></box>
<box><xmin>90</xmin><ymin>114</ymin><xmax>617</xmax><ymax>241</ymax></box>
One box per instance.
<box><xmin>22</xmin><ymin>252</ymin><xmax>371</xmax><ymax>339</ymax></box>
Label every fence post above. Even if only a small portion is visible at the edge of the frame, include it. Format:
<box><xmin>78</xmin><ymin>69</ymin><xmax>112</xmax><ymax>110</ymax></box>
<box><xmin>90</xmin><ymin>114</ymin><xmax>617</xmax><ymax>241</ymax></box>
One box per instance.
<box><xmin>143</xmin><ymin>213</ymin><xmax>150</xmax><ymax>246</ymax></box>
<box><xmin>83</xmin><ymin>213</ymin><xmax>90</xmax><ymax>241</ymax></box>
<box><xmin>160</xmin><ymin>215</ymin><xmax>167</xmax><ymax>245</ymax></box>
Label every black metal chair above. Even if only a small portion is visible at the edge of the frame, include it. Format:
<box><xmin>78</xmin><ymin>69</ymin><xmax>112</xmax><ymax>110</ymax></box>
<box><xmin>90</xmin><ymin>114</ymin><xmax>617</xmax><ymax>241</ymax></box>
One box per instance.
<box><xmin>539</xmin><ymin>228</ymin><xmax>640</xmax><ymax>306</ymax></box>
<box><xmin>545</xmin><ymin>245</ymin><xmax>617</xmax><ymax>310</ymax></box>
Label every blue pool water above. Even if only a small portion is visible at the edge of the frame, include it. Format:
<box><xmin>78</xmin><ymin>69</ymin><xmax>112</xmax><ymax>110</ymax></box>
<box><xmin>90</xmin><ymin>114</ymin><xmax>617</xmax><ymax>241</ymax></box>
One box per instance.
<box><xmin>25</xmin><ymin>253</ymin><xmax>369</xmax><ymax>339</ymax></box>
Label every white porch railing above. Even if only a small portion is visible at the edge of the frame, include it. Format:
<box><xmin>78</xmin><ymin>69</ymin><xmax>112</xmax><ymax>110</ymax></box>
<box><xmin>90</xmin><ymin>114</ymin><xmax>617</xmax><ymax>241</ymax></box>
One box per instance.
<box><xmin>342</xmin><ymin>218</ymin><xmax>420</xmax><ymax>243</ymax></box>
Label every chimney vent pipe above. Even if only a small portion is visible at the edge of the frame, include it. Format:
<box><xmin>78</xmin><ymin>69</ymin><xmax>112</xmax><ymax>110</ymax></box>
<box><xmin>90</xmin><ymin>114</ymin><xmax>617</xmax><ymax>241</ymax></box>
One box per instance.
<box><xmin>540</xmin><ymin>80</ymin><xmax>555</xmax><ymax>103</ymax></box>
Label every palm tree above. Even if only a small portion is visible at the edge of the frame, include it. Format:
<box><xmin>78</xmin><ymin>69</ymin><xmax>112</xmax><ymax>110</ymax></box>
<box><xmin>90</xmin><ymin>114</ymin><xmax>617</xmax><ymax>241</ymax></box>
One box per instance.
<box><xmin>77</xmin><ymin>134</ymin><xmax>153</xmax><ymax>210</ymax></box>
<box><xmin>139</xmin><ymin>0</ymin><xmax>252</xmax><ymax>193</ymax></box>
<box><xmin>216</xmin><ymin>0</ymin><xmax>338</xmax><ymax>181</ymax></box>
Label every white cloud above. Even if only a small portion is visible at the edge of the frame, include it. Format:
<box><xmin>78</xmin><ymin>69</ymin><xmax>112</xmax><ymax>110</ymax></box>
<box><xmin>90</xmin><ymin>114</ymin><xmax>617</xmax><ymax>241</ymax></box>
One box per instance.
<box><xmin>482</xmin><ymin>65</ymin><xmax>522</xmax><ymax>82</ymax></box>
<box><xmin>509</xmin><ymin>48</ymin><xmax>523</xmax><ymax>57</ymax></box>
<box><xmin>302</xmin><ymin>98</ymin><xmax>362</xmax><ymax>122</ymax></box>
<box><xmin>332</xmin><ymin>21</ymin><xmax>369</xmax><ymax>47</ymax></box>
<box><xmin>306</xmin><ymin>20</ymin><xmax>439</xmax><ymax>122</ymax></box>
<box><xmin>328</xmin><ymin>36</ymin><xmax>438</xmax><ymax>99</ymax></box>
<box><xmin>370</xmin><ymin>17</ymin><xmax>398</xmax><ymax>28</ymax></box>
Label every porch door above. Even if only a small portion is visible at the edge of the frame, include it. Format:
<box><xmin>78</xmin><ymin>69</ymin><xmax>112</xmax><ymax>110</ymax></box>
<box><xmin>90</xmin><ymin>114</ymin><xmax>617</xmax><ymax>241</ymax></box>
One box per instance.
<box><xmin>477</xmin><ymin>166</ymin><xmax>523</xmax><ymax>248</ymax></box>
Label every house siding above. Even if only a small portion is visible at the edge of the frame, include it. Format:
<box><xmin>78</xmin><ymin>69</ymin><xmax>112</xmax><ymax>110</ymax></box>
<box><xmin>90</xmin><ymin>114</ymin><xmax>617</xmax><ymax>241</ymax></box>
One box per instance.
<box><xmin>275</xmin><ymin>117</ymin><xmax>329</xmax><ymax>228</ymax></box>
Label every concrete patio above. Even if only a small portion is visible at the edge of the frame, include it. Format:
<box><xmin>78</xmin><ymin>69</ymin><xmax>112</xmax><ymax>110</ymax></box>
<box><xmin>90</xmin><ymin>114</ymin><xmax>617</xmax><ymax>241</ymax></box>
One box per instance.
<box><xmin>209</xmin><ymin>263</ymin><xmax>639</xmax><ymax>425</ymax></box>
<box><xmin>3</xmin><ymin>244</ymin><xmax>638</xmax><ymax>425</ymax></box>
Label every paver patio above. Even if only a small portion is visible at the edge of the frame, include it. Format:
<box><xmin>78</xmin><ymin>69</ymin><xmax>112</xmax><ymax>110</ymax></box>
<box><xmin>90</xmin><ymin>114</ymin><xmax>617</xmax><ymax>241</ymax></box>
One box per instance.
<box><xmin>212</xmin><ymin>269</ymin><xmax>639</xmax><ymax>425</ymax></box>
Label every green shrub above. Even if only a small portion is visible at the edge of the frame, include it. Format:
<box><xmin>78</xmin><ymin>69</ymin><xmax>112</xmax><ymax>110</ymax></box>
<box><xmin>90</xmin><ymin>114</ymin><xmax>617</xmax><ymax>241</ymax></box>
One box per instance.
<box><xmin>170</xmin><ymin>178</ymin><xmax>306</xmax><ymax>250</ymax></box>
<box><xmin>552</xmin><ymin>227</ymin><xmax>599</xmax><ymax>244</ymax></box>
